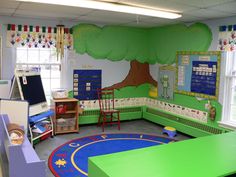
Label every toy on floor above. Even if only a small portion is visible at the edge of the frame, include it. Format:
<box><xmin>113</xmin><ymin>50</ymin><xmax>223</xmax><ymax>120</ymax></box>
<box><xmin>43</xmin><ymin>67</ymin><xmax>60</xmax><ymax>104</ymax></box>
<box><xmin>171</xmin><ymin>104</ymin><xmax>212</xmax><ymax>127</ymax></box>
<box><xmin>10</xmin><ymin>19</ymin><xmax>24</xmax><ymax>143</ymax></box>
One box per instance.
<box><xmin>163</xmin><ymin>126</ymin><xmax>177</xmax><ymax>138</ymax></box>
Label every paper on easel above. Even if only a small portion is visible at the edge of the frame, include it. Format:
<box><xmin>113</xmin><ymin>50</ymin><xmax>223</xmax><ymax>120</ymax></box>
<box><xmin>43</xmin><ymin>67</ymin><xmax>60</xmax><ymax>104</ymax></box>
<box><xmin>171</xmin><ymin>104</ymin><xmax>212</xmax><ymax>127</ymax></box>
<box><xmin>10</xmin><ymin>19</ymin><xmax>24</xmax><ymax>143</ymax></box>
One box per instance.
<box><xmin>0</xmin><ymin>80</ymin><xmax>11</xmax><ymax>99</ymax></box>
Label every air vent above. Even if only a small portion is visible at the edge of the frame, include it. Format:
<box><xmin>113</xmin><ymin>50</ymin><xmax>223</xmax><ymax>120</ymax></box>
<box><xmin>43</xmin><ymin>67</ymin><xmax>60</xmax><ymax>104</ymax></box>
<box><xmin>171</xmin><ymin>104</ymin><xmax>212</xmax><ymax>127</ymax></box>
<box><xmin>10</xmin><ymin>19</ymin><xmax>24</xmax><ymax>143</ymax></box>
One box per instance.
<box><xmin>146</xmin><ymin>108</ymin><xmax>223</xmax><ymax>134</ymax></box>
<box><xmin>81</xmin><ymin>107</ymin><xmax>142</xmax><ymax>116</ymax></box>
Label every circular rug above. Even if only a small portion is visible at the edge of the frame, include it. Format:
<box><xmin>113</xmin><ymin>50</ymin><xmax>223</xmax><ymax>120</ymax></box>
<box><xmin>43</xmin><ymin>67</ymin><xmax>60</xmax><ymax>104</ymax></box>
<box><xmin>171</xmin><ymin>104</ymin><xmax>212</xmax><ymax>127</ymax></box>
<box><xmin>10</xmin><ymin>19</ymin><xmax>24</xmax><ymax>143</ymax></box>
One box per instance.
<box><xmin>48</xmin><ymin>133</ymin><xmax>175</xmax><ymax>177</ymax></box>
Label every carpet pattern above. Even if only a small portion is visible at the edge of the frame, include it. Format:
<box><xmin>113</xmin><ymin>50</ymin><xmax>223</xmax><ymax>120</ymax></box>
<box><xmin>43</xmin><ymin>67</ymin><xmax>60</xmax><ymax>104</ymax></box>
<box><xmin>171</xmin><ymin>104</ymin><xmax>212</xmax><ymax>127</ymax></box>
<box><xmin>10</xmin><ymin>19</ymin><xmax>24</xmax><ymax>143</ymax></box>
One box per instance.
<box><xmin>48</xmin><ymin>133</ymin><xmax>175</xmax><ymax>177</ymax></box>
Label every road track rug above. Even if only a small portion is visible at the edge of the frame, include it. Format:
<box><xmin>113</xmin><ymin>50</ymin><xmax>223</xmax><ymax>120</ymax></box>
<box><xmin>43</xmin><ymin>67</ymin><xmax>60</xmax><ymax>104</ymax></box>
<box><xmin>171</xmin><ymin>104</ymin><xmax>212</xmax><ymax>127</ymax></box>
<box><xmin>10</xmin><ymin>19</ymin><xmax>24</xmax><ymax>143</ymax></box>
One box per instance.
<box><xmin>48</xmin><ymin>133</ymin><xmax>175</xmax><ymax>177</ymax></box>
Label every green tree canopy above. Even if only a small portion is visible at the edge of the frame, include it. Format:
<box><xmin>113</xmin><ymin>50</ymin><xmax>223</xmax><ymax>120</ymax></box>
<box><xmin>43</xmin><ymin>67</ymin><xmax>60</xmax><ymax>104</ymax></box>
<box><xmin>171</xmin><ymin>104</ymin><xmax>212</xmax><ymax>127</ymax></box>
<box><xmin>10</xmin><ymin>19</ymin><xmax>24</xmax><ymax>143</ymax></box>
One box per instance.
<box><xmin>73</xmin><ymin>23</ymin><xmax>212</xmax><ymax>64</ymax></box>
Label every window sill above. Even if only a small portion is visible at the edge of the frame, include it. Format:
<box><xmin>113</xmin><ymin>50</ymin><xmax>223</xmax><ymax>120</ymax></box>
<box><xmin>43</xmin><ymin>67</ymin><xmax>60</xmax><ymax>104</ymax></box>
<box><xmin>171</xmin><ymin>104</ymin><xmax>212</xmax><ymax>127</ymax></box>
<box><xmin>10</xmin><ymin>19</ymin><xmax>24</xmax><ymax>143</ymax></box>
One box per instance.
<box><xmin>218</xmin><ymin>121</ymin><xmax>236</xmax><ymax>130</ymax></box>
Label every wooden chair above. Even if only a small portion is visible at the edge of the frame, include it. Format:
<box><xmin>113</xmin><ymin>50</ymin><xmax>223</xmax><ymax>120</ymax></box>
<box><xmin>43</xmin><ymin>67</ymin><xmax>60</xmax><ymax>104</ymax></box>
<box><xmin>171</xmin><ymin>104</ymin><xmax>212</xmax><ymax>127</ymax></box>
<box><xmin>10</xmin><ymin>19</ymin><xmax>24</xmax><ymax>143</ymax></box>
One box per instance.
<box><xmin>97</xmin><ymin>88</ymin><xmax>120</xmax><ymax>132</ymax></box>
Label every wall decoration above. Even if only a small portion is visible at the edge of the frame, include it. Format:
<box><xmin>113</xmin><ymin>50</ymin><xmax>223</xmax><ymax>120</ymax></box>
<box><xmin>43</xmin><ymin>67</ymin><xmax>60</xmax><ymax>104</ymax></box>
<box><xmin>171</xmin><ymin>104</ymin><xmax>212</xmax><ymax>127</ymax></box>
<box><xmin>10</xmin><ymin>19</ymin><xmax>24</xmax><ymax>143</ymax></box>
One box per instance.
<box><xmin>73</xmin><ymin>69</ymin><xmax>101</xmax><ymax>100</ymax></box>
<box><xmin>73</xmin><ymin>23</ymin><xmax>212</xmax><ymax>89</ymax></box>
<box><xmin>79</xmin><ymin>96</ymin><xmax>208</xmax><ymax>123</ymax></box>
<box><xmin>158</xmin><ymin>65</ymin><xmax>175</xmax><ymax>100</ymax></box>
<box><xmin>148</xmin><ymin>86</ymin><xmax>158</xmax><ymax>98</ymax></box>
<box><xmin>176</xmin><ymin>51</ymin><xmax>221</xmax><ymax>100</ymax></box>
<box><xmin>108</xmin><ymin>60</ymin><xmax>157</xmax><ymax>89</ymax></box>
<box><xmin>56</xmin><ymin>24</ymin><xmax>65</xmax><ymax>59</ymax></box>
<box><xmin>218</xmin><ymin>24</ymin><xmax>236</xmax><ymax>51</ymax></box>
<box><xmin>6</xmin><ymin>24</ymin><xmax>73</xmax><ymax>50</ymax></box>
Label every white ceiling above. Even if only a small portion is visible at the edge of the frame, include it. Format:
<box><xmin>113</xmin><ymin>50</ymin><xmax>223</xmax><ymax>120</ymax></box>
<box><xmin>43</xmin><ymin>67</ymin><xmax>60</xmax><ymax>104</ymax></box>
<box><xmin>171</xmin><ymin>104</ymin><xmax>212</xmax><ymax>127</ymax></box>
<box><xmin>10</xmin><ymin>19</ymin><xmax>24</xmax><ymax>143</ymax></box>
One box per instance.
<box><xmin>1</xmin><ymin>0</ymin><xmax>236</xmax><ymax>27</ymax></box>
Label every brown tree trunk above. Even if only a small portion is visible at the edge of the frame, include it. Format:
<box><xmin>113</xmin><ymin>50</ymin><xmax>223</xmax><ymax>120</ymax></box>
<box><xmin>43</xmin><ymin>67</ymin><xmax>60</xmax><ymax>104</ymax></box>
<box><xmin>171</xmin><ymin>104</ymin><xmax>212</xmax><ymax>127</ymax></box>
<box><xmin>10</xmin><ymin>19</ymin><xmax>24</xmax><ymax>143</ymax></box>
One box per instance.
<box><xmin>106</xmin><ymin>60</ymin><xmax>157</xmax><ymax>89</ymax></box>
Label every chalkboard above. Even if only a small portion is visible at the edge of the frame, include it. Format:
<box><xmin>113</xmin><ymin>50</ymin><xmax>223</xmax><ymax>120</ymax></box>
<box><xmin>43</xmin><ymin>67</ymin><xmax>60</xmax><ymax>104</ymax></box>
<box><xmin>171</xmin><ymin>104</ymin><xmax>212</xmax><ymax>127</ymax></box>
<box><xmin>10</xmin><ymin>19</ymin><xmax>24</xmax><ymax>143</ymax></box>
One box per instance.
<box><xmin>175</xmin><ymin>51</ymin><xmax>221</xmax><ymax>100</ymax></box>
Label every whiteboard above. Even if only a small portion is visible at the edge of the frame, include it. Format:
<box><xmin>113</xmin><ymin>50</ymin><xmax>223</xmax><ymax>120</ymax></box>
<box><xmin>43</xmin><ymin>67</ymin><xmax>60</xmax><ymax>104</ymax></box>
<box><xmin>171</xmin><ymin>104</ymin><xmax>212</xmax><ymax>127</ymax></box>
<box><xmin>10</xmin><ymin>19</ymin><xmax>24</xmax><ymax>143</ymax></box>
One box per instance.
<box><xmin>0</xmin><ymin>100</ymin><xmax>29</xmax><ymax>133</ymax></box>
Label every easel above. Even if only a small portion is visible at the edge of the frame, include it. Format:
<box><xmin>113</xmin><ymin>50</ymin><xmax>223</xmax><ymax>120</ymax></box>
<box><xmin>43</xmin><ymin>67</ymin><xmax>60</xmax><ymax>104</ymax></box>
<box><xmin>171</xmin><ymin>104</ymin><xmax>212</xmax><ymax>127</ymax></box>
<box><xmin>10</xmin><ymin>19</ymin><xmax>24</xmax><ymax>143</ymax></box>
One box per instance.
<box><xmin>9</xmin><ymin>69</ymin><xmax>54</xmax><ymax>145</ymax></box>
<box><xmin>10</xmin><ymin>69</ymin><xmax>49</xmax><ymax>116</ymax></box>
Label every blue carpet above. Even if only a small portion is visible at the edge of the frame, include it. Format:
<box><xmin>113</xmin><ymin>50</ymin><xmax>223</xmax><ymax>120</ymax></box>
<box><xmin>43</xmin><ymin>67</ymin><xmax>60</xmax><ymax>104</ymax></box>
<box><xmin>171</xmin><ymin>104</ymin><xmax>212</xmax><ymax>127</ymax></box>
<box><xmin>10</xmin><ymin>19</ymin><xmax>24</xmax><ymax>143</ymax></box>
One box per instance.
<box><xmin>48</xmin><ymin>133</ymin><xmax>175</xmax><ymax>177</ymax></box>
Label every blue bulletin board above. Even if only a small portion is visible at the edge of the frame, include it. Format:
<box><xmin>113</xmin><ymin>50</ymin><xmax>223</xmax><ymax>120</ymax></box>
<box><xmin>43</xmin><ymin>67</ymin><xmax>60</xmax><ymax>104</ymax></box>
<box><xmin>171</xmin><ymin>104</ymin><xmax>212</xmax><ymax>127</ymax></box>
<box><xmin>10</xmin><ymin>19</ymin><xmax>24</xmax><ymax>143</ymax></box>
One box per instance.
<box><xmin>175</xmin><ymin>51</ymin><xmax>221</xmax><ymax>100</ymax></box>
<box><xmin>73</xmin><ymin>70</ymin><xmax>102</xmax><ymax>100</ymax></box>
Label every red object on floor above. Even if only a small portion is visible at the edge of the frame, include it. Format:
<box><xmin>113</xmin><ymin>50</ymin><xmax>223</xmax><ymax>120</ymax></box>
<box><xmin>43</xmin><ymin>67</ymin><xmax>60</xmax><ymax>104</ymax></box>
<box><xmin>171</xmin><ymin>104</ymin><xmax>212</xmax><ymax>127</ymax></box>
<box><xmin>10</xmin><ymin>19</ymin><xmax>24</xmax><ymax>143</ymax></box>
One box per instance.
<box><xmin>97</xmin><ymin>88</ymin><xmax>120</xmax><ymax>132</ymax></box>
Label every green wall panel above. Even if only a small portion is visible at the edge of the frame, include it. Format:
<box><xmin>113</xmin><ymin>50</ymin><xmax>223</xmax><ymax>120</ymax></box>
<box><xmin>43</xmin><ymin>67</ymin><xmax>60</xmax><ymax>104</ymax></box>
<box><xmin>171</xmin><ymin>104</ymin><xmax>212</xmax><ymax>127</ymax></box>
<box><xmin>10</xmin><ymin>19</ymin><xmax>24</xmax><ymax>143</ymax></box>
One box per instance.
<box><xmin>114</xmin><ymin>83</ymin><xmax>151</xmax><ymax>98</ymax></box>
<box><xmin>79</xmin><ymin>109</ymin><xmax>142</xmax><ymax>125</ymax></box>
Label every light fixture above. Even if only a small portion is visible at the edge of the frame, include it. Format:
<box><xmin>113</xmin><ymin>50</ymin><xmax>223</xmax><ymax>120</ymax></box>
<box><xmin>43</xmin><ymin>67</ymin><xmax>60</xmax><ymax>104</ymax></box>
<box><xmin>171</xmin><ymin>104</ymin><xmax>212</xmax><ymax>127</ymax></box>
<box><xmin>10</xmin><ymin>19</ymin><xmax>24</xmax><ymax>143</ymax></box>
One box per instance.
<box><xmin>16</xmin><ymin>0</ymin><xmax>182</xmax><ymax>19</ymax></box>
<box><xmin>56</xmin><ymin>24</ymin><xmax>65</xmax><ymax>59</ymax></box>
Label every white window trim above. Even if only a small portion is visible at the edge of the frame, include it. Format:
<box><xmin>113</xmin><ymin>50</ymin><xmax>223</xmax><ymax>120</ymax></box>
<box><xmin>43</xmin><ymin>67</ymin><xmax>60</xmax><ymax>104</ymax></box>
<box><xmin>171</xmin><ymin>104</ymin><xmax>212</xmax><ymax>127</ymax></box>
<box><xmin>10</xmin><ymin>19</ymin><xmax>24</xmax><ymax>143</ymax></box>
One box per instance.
<box><xmin>15</xmin><ymin>48</ymin><xmax>65</xmax><ymax>102</ymax></box>
<box><xmin>218</xmin><ymin>52</ymin><xmax>236</xmax><ymax>129</ymax></box>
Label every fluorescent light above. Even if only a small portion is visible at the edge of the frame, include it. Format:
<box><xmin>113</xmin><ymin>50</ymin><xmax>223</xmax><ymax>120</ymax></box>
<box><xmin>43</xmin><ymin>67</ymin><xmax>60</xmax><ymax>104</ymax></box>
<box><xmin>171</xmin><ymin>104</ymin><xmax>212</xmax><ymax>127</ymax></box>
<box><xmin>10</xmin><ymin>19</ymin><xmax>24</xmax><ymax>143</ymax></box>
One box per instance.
<box><xmin>16</xmin><ymin>0</ymin><xmax>182</xmax><ymax>19</ymax></box>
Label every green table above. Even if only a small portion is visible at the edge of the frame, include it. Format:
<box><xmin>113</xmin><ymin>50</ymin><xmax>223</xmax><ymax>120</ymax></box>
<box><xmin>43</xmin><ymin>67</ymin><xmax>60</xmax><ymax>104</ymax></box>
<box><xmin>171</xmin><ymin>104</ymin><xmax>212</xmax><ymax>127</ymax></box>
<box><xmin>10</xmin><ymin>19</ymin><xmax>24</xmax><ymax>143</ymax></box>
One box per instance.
<box><xmin>89</xmin><ymin>132</ymin><xmax>236</xmax><ymax>177</ymax></box>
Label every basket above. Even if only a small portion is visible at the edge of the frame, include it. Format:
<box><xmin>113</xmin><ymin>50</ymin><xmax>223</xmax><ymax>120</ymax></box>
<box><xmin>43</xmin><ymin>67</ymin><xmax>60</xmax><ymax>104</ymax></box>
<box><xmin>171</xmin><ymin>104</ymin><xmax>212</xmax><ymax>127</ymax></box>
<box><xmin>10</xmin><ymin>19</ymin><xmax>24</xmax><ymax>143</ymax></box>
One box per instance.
<box><xmin>7</xmin><ymin>123</ymin><xmax>25</xmax><ymax>145</ymax></box>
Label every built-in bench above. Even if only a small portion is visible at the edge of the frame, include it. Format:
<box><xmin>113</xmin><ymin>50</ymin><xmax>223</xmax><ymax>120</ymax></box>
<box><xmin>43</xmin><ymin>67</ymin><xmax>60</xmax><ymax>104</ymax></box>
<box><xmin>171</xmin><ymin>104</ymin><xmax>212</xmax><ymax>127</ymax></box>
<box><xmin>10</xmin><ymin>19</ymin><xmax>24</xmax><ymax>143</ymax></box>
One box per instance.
<box><xmin>0</xmin><ymin>114</ymin><xmax>46</xmax><ymax>177</ymax></box>
<box><xmin>80</xmin><ymin>108</ymin><xmax>229</xmax><ymax>137</ymax></box>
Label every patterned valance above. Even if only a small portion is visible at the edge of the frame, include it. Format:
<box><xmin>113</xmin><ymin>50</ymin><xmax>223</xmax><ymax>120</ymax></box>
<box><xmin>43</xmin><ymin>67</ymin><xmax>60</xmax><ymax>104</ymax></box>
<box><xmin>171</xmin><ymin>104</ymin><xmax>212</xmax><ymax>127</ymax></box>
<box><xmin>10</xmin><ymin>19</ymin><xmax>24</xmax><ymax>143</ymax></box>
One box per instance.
<box><xmin>6</xmin><ymin>24</ymin><xmax>73</xmax><ymax>49</ymax></box>
<box><xmin>218</xmin><ymin>25</ymin><xmax>236</xmax><ymax>51</ymax></box>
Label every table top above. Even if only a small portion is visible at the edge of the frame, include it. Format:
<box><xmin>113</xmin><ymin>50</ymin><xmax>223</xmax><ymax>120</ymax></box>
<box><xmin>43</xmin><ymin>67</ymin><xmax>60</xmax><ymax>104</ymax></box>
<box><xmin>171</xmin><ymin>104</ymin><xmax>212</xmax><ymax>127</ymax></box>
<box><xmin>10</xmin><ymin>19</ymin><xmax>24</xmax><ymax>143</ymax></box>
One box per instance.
<box><xmin>89</xmin><ymin>131</ymin><xmax>236</xmax><ymax>177</ymax></box>
<box><xmin>52</xmin><ymin>98</ymin><xmax>78</xmax><ymax>102</ymax></box>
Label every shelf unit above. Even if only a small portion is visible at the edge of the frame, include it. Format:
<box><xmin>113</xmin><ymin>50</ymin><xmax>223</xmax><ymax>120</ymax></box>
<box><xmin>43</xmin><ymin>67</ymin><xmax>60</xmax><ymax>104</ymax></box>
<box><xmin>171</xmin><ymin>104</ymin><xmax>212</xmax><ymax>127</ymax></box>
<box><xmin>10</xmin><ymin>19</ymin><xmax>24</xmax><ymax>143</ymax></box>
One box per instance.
<box><xmin>28</xmin><ymin>110</ymin><xmax>54</xmax><ymax>145</ymax></box>
<box><xmin>51</xmin><ymin>98</ymin><xmax>79</xmax><ymax>135</ymax></box>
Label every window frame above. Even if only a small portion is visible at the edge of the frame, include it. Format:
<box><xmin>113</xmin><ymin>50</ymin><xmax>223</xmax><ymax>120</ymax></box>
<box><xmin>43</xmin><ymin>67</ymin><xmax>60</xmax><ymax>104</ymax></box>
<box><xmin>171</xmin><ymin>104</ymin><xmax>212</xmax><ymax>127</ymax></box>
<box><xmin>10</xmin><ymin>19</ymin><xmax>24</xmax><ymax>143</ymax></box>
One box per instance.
<box><xmin>15</xmin><ymin>47</ymin><xmax>62</xmax><ymax>101</ymax></box>
<box><xmin>219</xmin><ymin>52</ymin><xmax>236</xmax><ymax>129</ymax></box>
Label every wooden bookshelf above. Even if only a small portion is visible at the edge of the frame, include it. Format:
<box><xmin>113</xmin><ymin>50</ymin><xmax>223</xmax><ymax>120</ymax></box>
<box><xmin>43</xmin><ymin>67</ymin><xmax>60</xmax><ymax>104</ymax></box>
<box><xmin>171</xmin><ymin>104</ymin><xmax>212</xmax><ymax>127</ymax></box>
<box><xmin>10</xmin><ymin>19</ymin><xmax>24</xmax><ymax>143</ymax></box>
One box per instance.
<box><xmin>51</xmin><ymin>98</ymin><xmax>79</xmax><ymax>135</ymax></box>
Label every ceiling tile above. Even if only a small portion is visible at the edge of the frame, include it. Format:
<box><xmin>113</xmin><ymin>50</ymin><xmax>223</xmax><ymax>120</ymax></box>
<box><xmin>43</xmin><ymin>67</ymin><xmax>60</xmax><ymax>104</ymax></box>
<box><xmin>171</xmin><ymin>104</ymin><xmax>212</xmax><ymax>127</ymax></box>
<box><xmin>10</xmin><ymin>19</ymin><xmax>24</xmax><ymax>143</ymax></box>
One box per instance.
<box><xmin>78</xmin><ymin>10</ymin><xmax>139</xmax><ymax>24</ymax></box>
<box><xmin>0</xmin><ymin>0</ymin><xmax>236</xmax><ymax>28</ymax></box>
<box><xmin>14</xmin><ymin>9</ymin><xmax>78</xmax><ymax>19</ymax></box>
<box><xmin>169</xmin><ymin>0</ymin><xmax>235</xmax><ymax>8</ymax></box>
<box><xmin>0</xmin><ymin>0</ymin><xmax>21</xmax><ymax>8</ymax></box>
<box><xmin>138</xmin><ymin>16</ymin><xmax>175</xmax><ymax>25</ymax></box>
<box><xmin>0</xmin><ymin>8</ymin><xmax>15</xmax><ymax>15</ymax></box>
<box><xmin>177</xmin><ymin>15</ymin><xmax>205</xmax><ymax>23</ymax></box>
<box><xmin>123</xmin><ymin>20</ymin><xmax>164</xmax><ymax>27</ymax></box>
<box><xmin>184</xmin><ymin>8</ymin><xmax>235</xmax><ymax>19</ymax></box>
<box><xmin>118</xmin><ymin>0</ymin><xmax>194</xmax><ymax>12</ymax></box>
<box><xmin>19</xmin><ymin>2</ymin><xmax>94</xmax><ymax>15</ymax></box>
<box><xmin>210</xmin><ymin>1</ymin><xmax>236</xmax><ymax>13</ymax></box>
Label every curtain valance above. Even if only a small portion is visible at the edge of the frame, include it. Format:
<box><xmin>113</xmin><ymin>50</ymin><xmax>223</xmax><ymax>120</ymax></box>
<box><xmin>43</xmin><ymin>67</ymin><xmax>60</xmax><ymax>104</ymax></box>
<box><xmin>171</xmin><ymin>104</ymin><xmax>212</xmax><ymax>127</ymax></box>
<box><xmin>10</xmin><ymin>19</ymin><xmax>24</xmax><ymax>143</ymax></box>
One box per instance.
<box><xmin>6</xmin><ymin>24</ymin><xmax>73</xmax><ymax>49</ymax></box>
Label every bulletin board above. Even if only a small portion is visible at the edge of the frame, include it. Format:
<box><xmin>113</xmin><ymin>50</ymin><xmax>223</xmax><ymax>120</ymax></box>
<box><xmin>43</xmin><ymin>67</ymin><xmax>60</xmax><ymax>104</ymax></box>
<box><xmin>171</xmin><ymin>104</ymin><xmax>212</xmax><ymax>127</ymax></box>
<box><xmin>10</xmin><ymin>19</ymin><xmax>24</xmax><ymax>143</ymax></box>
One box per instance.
<box><xmin>175</xmin><ymin>51</ymin><xmax>221</xmax><ymax>100</ymax></box>
<box><xmin>73</xmin><ymin>69</ymin><xmax>102</xmax><ymax>100</ymax></box>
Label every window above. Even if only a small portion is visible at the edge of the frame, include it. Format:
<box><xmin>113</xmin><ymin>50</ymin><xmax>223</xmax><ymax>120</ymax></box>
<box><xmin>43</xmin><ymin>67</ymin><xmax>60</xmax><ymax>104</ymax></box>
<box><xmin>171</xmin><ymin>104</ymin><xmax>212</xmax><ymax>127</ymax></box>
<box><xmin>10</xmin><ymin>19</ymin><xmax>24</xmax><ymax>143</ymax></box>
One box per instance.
<box><xmin>221</xmin><ymin>52</ymin><xmax>236</xmax><ymax>128</ymax></box>
<box><xmin>16</xmin><ymin>47</ymin><xmax>61</xmax><ymax>102</ymax></box>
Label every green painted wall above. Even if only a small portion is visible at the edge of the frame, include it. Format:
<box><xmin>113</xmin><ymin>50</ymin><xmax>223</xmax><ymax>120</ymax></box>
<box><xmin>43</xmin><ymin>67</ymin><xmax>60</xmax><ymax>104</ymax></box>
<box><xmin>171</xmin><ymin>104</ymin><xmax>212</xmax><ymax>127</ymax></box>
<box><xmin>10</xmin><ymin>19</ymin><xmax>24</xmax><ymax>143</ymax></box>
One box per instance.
<box><xmin>73</xmin><ymin>23</ymin><xmax>212</xmax><ymax>64</ymax></box>
<box><xmin>114</xmin><ymin>83</ymin><xmax>151</xmax><ymax>98</ymax></box>
<box><xmin>71</xmin><ymin>23</ymin><xmax>226</xmax><ymax>133</ymax></box>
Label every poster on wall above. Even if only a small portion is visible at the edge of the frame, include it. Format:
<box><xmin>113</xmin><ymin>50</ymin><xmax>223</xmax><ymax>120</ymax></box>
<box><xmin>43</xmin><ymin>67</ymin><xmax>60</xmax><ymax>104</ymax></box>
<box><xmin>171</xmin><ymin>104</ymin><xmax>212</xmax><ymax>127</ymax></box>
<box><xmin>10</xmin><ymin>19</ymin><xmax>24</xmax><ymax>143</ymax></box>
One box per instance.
<box><xmin>175</xmin><ymin>51</ymin><xmax>221</xmax><ymax>100</ymax></box>
<box><xmin>73</xmin><ymin>69</ymin><xmax>102</xmax><ymax>100</ymax></box>
<box><xmin>158</xmin><ymin>65</ymin><xmax>175</xmax><ymax>100</ymax></box>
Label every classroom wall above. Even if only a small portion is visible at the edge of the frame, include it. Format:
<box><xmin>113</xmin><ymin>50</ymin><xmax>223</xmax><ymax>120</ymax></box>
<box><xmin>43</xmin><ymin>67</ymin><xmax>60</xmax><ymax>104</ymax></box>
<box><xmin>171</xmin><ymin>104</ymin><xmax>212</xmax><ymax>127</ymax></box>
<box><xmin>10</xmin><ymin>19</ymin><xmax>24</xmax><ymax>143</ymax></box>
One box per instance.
<box><xmin>0</xmin><ymin>16</ymin><xmax>157</xmax><ymax>89</ymax></box>
<box><xmin>205</xmin><ymin>15</ymin><xmax>236</xmax><ymax>51</ymax></box>
<box><xmin>1</xmin><ymin>15</ymin><xmax>236</xmax><ymax>90</ymax></box>
<box><xmin>0</xmin><ymin>16</ymin><xmax>74</xmax><ymax>80</ymax></box>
